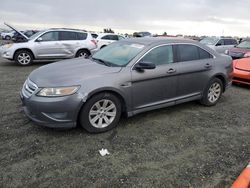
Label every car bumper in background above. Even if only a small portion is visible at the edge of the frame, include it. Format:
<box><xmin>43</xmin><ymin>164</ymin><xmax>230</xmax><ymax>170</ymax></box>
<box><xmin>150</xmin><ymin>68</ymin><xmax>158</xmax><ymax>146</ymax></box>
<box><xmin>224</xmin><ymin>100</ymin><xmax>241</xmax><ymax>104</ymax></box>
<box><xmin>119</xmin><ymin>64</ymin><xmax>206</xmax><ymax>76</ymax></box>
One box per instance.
<box><xmin>232</xmin><ymin>69</ymin><xmax>250</xmax><ymax>85</ymax></box>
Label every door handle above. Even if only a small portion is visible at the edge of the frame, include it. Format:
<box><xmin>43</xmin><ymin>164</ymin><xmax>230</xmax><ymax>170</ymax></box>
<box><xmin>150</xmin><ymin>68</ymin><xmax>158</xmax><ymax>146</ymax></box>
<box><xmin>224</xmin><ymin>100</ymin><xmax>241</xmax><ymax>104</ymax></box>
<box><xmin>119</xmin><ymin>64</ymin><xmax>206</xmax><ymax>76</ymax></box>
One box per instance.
<box><xmin>167</xmin><ymin>68</ymin><xmax>176</xmax><ymax>74</ymax></box>
<box><xmin>204</xmin><ymin>64</ymin><xmax>212</xmax><ymax>69</ymax></box>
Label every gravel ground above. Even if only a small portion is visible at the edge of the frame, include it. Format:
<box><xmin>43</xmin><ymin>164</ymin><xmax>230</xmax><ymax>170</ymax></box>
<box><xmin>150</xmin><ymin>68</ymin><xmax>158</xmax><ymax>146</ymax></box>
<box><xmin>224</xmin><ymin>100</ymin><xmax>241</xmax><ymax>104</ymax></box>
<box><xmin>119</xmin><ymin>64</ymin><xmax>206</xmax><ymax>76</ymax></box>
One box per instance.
<box><xmin>0</xmin><ymin>56</ymin><xmax>249</xmax><ymax>188</ymax></box>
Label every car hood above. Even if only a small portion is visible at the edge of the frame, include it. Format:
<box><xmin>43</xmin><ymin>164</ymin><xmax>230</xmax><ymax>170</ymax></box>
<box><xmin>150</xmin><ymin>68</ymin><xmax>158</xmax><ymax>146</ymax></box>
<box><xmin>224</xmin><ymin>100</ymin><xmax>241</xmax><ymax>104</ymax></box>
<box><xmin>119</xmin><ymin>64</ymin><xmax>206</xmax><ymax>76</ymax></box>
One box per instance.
<box><xmin>234</xmin><ymin>58</ymin><xmax>250</xmax><ymax>71</ymax></box>
<box><xmin>229</xmin><ymin>47</ymin><xmax>250</xmax><ymax>53</ymax></box>
<box><xmin>29</xmin><ymin>58</ymin><xmax>122</xmax><ymax>87</ymax></box>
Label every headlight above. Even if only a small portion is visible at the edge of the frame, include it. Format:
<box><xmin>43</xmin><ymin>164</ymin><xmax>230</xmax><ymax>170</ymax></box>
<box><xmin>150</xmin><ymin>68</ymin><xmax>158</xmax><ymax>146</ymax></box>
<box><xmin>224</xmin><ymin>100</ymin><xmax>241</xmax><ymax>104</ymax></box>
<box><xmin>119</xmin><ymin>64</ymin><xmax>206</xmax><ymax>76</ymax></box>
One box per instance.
<box><xmin>224</xmin><ymin>50</ymin><xmax>229</xmax><ymax>55</ymax></box>
<box><xmin>37</xmin><ymin>86</ymin><xmax>80</xmax><ymax>97</ymax></box>
<box><xmin>4</xmin><ymin>43</ymin><xmax>13</xmax><ymax>48</ymax></box>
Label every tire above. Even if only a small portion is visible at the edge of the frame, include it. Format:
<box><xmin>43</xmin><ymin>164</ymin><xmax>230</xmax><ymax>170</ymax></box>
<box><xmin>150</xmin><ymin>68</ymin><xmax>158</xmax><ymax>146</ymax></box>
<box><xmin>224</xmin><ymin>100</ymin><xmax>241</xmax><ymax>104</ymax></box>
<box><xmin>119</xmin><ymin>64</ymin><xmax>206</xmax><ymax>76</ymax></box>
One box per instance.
<box><xmin>76</xmin><ymin>50</ymin><xmax>90</xmax><ymax>58</ymax></box>
<box><xmin>100</xmin><ymin>45</ymin><xmax>106</xmax><ymax>49</ymax></box>
<box><xmin>5</xmin><ymin>36</ymin><xmax>11</xmax><ymax>40</ymax></box>
<box><xmin>200</xmin><ymin>78</ymin><xmax>223</xmax><ymax>106</ymax></box>
<box><xmin>14</xmin><ymin>50</ymin><xmax>34</xmax><ymax>66</ymax></box>
<box><xmin>79</xmin><ymin>93</ymin><xmax>122</xmax><ymax>133</ymax></box>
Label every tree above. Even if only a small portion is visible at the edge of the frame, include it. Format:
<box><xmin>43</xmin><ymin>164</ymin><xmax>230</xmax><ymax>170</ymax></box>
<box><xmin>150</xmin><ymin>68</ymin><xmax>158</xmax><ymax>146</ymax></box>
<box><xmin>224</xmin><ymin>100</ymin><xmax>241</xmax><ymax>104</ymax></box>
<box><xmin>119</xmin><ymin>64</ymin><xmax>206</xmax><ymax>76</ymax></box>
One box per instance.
<box><xmin>103</xmin><ymin>28</ymin><xmax>114</xmax><ymax>33</ymax></box>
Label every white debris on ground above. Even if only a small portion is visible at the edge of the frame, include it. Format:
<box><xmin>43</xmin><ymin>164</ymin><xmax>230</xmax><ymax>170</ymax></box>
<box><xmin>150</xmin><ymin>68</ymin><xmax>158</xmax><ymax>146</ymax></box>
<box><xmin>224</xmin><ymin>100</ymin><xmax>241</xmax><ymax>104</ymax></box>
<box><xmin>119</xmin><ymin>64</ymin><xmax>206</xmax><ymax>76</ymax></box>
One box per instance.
<box><xmin>99</xmin><ymin>148</ymin><xmax>110</xmax><ymax>156</ymax></box>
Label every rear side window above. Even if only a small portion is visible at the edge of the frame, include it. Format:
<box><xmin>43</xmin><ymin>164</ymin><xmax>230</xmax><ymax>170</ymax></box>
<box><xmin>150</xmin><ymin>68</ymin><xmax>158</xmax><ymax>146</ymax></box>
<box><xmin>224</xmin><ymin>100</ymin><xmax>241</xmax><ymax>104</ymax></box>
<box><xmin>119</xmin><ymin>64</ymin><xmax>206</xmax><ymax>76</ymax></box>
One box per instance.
<box><xmin>142</xmin><ymin>45</ymin><xmax>173</xmax><ymax>66</ymax></box>
<box><xmin>176</xmin><ymin>44</ymin><xmax>212</xmax><ymax>62</ymax></box>
<box><xmin>177</xmin><ymin>44</ymin><xmax>199</xmax><ymax>62</ymax></box>
<box><xmin>77</xmin><ymin>32</ymin><xmax>87</xmax><ymax>40</ymax></box>
<box><xmin>59</xmin><ymin>31</ymin><xmax>77</xmax><ymax>40</ymax></box>
<box><xmin>199</xmin><ymin>48</ymin><xmax>213</xmax><ymax>59</ymax></box>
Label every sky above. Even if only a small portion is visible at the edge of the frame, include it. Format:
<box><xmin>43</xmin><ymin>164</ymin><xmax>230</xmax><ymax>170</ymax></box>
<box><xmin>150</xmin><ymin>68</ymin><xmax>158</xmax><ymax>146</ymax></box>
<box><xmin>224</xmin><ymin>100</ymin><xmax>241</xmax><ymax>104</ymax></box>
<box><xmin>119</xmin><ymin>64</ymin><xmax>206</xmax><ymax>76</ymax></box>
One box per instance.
<box><xmin>0</xmin><ymin>0</ymin><xmax>250</xmax><ymax>37</ymax></box>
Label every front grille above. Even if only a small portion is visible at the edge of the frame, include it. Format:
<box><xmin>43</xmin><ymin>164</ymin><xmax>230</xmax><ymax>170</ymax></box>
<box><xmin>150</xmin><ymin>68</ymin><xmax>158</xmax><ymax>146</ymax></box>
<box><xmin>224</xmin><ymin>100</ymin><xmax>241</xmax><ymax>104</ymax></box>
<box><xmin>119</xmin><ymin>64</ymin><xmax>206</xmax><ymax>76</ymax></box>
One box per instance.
<box><xmin>22</xmin><ymin>78</ymin><xmax>38</xmax><ymax>98</ymax></box>
<box><xmin>233</xmin><ymin>77</ymin><xmax>250</xmax><ymax>83</ymax></box>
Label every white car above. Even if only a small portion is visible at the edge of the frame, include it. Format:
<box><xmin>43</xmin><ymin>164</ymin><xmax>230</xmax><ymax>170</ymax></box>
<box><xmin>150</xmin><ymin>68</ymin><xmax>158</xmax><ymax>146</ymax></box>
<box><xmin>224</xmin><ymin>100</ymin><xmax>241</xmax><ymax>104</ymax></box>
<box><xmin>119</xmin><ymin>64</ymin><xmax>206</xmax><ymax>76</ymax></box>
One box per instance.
<box><xmin>200</xmin><ymin>37</ymin><xmax>238</xmax><ymax>54</ymax></box>
<box><xmin>1</xmin><ymin>27</ymin><xmax>97</xmax><ymax>65</ymax></box>
<box><xmin>1</xmin><ymin>31</ymin><xmax>15</xmax><ymax>40</ymax></box>
<box><xmin>95</xmin><ymin>33</ymin><xmax>125</xmax><ymax>50</ymax></box>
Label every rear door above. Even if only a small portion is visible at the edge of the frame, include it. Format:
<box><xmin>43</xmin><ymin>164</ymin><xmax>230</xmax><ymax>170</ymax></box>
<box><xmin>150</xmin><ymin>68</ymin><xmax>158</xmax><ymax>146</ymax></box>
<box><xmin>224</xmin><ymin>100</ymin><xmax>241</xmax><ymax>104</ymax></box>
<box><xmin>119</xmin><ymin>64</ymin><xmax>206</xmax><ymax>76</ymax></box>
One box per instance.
<box><xmin>58</xmin><ymin>31</ymin><xmax>86</xmax><ymax>58</ymax></box>
<box><xmin>131</xmin><ymin>45</ymin><xmax>178</xmax><ymax>110</ymax></box>
<box><xmin>174</xmin><ymin>44</ymin><xmax>215</xmax><ymax>100</ymax></box>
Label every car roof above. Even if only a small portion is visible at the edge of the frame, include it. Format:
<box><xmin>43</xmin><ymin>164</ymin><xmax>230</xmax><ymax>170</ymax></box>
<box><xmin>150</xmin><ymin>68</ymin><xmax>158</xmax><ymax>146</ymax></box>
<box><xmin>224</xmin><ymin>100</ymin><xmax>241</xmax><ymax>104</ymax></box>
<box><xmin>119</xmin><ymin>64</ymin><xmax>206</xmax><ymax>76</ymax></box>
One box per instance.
<box><xmin>122</xmin><ymin>37</ymin><xmax>198</xmax><ymax>45</ymax></box>
<box><xmin>47</xmin><ymin>28</ymin><xmax>88</xmax><ymax>33</ymax></box>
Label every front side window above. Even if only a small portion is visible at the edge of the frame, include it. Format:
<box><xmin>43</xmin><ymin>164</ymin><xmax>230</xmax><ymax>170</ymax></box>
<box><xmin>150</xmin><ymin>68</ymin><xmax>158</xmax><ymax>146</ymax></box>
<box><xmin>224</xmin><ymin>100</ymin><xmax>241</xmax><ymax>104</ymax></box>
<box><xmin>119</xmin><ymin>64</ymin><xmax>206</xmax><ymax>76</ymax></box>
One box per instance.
<box><xmin>216</xmin><ymin>39</ymin><xmax>225</xmax><ymax>46</ymax></box>
<box><xmin>177</xmin><ymin>44</ymin><xmax>199</xmax><ymax>62</ymax></box>
<box><xmin>142</xmin><ymin>45</ymin><xmax>173</xmax><ymax>66</ymax></box>
<box><xmin>40</xmin><ymin>31</ymin><xmax>59</xmax><ymax>41</ymax></box>
<box><xmin>77</xmin><ymin>32</ymin><xmax>87</xmax><ymax>40</ymax></box>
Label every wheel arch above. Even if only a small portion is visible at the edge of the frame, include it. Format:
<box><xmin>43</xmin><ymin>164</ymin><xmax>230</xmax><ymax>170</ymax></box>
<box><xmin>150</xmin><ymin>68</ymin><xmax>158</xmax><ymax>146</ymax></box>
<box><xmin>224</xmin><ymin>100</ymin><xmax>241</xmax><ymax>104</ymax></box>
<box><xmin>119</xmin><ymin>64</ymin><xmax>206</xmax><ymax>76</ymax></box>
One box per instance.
<box><xmin>76</xmin><ymin>88</ymin><xmax>128</xmax><ymax>124</ymax></box>
<box><xmin>14</xmin><ymin>48</ymin><xmax>35</xmax><ymax>60</ymax></box>
<box><xmin>75</xmin><ymin>48</ymin><xmax>91</xmax><ymax>57</ymax></box>
<box><xmin>212</xmin><ymin>74</ymin><xmax>227</xmax><ymax>92</ymax></box>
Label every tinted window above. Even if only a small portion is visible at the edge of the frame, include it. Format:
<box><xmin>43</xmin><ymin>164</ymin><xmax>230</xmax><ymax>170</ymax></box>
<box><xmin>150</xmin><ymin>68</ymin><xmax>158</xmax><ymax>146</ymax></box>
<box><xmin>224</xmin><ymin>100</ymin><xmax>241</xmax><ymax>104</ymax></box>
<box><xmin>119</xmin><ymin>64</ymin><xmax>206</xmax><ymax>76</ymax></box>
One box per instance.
<box><xmin>216</xmin><ymin>39</ymin><xmax>225</xmax><ymax>46</ymax></box>
<box><xmin>59</xmin><ymin>31</ymin><xmax>77</xmax><ymax>40</ymax></box>
<box><xmin>142</xmin><ymin>45</ymin><xmax>173</xmax><ymax>66</ymax></box>
<box><xmin>91</xmin><ymin>33</ymin><xmax>98</xmax><ymax>38</ymax></box>
<box><xmin>199</xmin><ymin>48</ymin><xmax>213</xmax><ymax>59</ymax></box>
<box><xmin>77</xmin><ymin>32</ymin><xmax>87</xmax><ymax>40</ymax></box>
<box><xmin>177</xmin><ymin>44</ymin><xmax>199</xmax><ymax>62</ymax></box>
<box><xmin>101</xmin><ymin>35</ymin><xmax>118</xmax><ymax>40</ymax></box>
<box><xmin>40</xmin><ymin>31</ymin><xmax>59</xmax><ymax>41</ymax></box>
<box><xmin>224</xmin><ymin>39</ymin><xmax>235</xmax><ymax>45</ymax></box>
<box><xmin>231</xmin><ymin>39</ymin><xmax>238</xmax><ymax>45</ymax></box>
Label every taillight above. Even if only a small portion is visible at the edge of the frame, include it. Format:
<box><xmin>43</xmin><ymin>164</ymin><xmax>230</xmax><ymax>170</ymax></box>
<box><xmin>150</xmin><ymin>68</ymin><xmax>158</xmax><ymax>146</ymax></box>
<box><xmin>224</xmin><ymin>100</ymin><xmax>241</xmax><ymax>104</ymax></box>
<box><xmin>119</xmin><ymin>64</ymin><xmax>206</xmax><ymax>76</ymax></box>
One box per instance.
<box><xmin>91</xmin><ymin>39</ymin><xmax>97</xmax><ymax>47</ymax></box>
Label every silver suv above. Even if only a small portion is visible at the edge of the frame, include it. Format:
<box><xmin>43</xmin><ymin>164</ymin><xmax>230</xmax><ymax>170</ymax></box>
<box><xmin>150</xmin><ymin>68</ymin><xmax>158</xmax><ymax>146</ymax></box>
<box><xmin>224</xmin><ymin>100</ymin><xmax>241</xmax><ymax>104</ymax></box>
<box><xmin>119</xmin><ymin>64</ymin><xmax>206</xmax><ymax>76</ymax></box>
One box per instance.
<box><xmin>1</xmin><ymin>28</ymin><xmax>97</xmax><ymax>65</ymax></box>
<box><xmin>200</xmin><ymin>37</ymin><xmax>238</xmax><ymax>54</ymax></box>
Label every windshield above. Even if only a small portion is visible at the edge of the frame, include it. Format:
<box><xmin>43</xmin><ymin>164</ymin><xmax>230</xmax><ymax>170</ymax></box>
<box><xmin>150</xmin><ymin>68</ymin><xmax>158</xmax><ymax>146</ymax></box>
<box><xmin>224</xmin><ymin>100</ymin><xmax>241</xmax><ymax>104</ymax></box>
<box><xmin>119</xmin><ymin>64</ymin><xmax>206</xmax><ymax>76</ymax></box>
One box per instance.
<box><xmin>237</xmin><ymin>41</ymin><xmax>250</xmax><ymax>49</ymax></box>
<box><xmin>28</xmin><ymin>30</ymin><xmax>44</xmax><ymax>41</ymax></box>
<box><xmin>92</xmin><ymin>42</ymin><xmax>145</xmax><ymax>67</ymax></box>
<box><xmin>200</xmin><ymin>37</ymin><xmax>219</xmax><ymax>45</ymax></box>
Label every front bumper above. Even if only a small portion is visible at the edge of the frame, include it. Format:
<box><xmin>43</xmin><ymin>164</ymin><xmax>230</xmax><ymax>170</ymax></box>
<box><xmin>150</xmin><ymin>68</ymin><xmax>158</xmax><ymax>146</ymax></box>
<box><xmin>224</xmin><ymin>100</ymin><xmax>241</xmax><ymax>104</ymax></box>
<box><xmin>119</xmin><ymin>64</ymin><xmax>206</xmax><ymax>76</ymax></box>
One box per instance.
<box><xmin>20</xmin><ymin>89</ymin><xmax>84</xmax><ymax>129</ymax></box>
<box><xmin>232</xmin><ymin>69</ymin><xmax>250</xmax><ymax>85</ymax></box>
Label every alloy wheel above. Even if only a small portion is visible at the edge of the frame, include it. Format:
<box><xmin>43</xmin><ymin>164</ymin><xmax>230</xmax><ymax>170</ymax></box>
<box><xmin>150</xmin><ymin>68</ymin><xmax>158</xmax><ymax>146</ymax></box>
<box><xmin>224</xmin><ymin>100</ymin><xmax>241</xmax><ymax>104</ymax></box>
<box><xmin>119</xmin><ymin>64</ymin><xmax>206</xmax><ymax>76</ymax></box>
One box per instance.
<box><xmin>207</xmin><ymin>82</ymin><xmax>221</xmax><ymax>103</ymax></box>
<box><xmin>88</xmin><ymin>99</ymin><xmax>117</xmax><ymax>128</ymax></box>
<box><xmin>17</xmin><ymin>53</ymin><xmax>31</xmax><ymax>65</ymax></box>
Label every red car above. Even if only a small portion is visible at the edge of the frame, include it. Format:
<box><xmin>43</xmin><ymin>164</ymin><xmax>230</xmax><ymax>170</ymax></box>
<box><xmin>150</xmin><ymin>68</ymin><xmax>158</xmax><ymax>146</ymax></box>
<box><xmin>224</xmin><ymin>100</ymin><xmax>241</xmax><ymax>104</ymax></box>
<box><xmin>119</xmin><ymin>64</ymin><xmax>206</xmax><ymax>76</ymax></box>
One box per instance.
<box><xmin>232</xmin><ymin>57</ymin><xmax>250</xmax><ymax>85</ymax></box>
<box><xmin>226</xmin><ymin>40</ymin><xmax>250</xmax><ymax>59</ymax></box>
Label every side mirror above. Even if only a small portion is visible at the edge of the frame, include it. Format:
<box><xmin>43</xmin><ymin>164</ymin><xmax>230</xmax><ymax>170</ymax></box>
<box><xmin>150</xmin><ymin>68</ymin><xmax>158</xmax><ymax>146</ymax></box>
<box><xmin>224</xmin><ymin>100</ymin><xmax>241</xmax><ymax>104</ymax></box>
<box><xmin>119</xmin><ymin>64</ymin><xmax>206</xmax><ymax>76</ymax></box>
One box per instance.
<box><xmin>36</xmin><ymin>37</ymin><xmax>43</xmax><ymax>42</ymax></box>
<box><xmin>135</xmin><ymin>61</ymin><xmax>156</xmax><ymax>70</ymax></box>
<box><xmin>216</xmin><ymin>43</ymin><xmax>222</xmax><ymax>46</ymax></box>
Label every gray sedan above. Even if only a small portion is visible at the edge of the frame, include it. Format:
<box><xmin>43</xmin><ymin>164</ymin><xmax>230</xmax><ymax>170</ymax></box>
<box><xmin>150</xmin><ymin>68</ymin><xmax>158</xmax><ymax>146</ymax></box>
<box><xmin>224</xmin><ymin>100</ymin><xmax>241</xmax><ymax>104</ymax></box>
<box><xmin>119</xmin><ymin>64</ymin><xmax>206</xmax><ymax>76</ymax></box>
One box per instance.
<box><xmin>20</xmin><ymin>38</ymin><xmax>232</xmax><ymax>133</ymax></box>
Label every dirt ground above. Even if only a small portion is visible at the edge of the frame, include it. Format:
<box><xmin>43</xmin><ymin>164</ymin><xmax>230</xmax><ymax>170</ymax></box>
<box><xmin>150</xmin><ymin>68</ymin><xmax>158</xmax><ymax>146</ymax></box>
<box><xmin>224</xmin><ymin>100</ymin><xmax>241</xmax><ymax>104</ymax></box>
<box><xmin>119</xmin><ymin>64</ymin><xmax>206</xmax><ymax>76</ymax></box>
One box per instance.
<box><xmin>0</xmin><ymin>55</ymin><xmax>249</xmax><ymax>188</ymax></box>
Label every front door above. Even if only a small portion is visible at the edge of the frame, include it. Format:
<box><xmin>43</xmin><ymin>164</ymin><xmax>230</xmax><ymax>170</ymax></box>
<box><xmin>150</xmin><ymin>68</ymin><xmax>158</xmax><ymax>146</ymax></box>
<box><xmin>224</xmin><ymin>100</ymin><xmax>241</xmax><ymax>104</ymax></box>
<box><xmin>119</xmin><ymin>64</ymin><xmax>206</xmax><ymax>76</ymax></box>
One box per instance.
<box><xmin>131</xmin><ymin>45</ymin><xmax>178</xmax><ymax>110</ymax></box>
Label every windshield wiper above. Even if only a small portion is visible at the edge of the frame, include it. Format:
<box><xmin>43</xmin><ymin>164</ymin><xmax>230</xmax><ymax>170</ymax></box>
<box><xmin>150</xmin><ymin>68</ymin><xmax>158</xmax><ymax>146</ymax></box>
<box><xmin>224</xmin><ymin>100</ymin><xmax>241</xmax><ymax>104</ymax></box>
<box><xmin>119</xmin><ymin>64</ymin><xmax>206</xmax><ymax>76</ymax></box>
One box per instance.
<box><xmin>92</xmin><ymin>57</ymin><xmax>115</xmax><ymax>67</ymax></box>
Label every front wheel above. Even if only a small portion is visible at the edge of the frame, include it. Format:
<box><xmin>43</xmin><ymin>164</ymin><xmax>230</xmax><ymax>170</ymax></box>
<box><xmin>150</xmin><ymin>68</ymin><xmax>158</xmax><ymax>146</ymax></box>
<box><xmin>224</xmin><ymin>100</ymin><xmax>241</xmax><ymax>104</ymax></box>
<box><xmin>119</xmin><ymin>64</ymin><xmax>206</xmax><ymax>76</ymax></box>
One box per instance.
<box><xmin>79</xmin><ymin>93</ymin><xmax>122</xmax><ymax>133</ymax></box>
<box><xmin>200</xmin><ymin>78</ymin><xmax>223</xmax><ymax>106</ymax></box>
<box><xmin>14</xmin><ymin>50</ymin><xmax>34</xmax><ymax>66</ymax></box>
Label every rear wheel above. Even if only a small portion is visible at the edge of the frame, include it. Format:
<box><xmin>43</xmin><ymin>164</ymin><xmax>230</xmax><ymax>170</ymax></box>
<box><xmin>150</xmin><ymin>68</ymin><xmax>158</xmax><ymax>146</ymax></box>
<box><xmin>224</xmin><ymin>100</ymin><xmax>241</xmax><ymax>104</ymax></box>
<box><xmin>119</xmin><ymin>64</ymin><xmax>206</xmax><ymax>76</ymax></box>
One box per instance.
<box><xmin>79</xmin><ymin>93</ymin><xmax>122</xmax><ymax>133</ymax></box>
<box><xmin>200</xmin><ymin>78</ymin><xmax>223</xmax><ymax>106</ymax></box>
<box><xmin>14</xmin><ymin>50</ymin><xmax>33</xmax><ymax>66</ymax></box>
<box><xmin>76</xmin><ymin>50</ymin><xmax>90</xmax><ymax>58</ymax></box>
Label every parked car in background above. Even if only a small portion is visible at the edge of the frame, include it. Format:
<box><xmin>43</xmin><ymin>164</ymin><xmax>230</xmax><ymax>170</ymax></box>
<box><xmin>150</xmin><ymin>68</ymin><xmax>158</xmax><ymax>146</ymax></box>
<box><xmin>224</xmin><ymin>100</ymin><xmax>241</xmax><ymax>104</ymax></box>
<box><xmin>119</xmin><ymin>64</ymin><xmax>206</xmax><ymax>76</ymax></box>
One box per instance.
<box><xmin>94</xmin><ymin>33</ymin><xmax>125</xmax><ymax>50</ymax></box>
<box><xmin>20</xmin><ymin>38</ymin><xmax>232</xmax><ymax>133</ymax></box>
<box><xmin>0</xmin><ymin>28</ymin><xmax>97</xmax><ymax>65</ymax></box>
<box><xmin>200</xmin><ymin>37</ymin><xmax>238</xmax><ymax>54</ymax></box>
<box><xmin>225</xmin><ymin>39</ymin><xmax>250</xmax><ymax>59</ymax></box>
<box><xmin>232</xmin><ymin>56</ymin><xmax>250</xmax><ymax>85</ymax></box>
<box><xmin>1</xmin><ymin>31</ymin><xmax>15</xmax><ymax>40</ymax></box>
<box><xmin>12</xmin><ymin>30</ymin><xmax>39</xmax><ymax>42</ymax></box>
<box><xmin>133</xmin><ymin>31</ymin><xmax>152</xmax><ymax>38</ymax></box>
